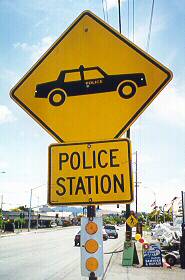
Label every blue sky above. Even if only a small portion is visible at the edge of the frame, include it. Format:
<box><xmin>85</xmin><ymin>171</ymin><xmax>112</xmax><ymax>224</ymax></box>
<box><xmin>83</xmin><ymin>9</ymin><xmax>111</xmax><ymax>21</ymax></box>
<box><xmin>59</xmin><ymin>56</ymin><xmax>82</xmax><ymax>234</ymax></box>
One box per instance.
<box><xmin>0</xmin><ymin>0</ymin><xmax>184</xmax><ymax>212</ymax></box>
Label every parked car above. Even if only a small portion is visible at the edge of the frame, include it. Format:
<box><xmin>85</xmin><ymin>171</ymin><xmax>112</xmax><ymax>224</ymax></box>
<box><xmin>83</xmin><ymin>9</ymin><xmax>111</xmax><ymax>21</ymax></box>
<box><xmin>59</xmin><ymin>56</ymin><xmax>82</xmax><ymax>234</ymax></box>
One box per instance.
<box><xmin>50</xmin><ymin>222</ymin><xmax>57</xmax><ymax>228</ymax></box>
<box><xmin>102</xmin><ymin>229</ymin><xmax>109</xmax><ymax>241</ymax></box>
<box><xmin>164</xmin><ymin>251</ymin><xmax>180</xmax><ymax>266</ymax></box>
<box><xmin>74</xmin><ymin>231</ymin><xmax>81</xmax><ymax>246</ymax></box>
<box><xmin>74</xmin><ymin>229</ymin><xmax>108</xmax><ymax>246</ymax></box>
<box><xmin>104</xmin><ymin>225</ymin><xmax>118</xmax><ymax>239</ymax></box>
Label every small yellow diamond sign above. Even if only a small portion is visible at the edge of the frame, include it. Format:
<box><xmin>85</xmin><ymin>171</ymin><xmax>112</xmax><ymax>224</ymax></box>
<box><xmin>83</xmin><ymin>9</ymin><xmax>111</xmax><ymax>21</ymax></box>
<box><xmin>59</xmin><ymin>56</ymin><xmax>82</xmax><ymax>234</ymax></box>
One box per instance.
<box><xmin>126</xmin><ymin>215</ymin><xmax>138</xmax><ymax>228</ymax></box>
<box><xmin>10</xmin><ymin>11</ymin><xmax>172</xmax><ymax>142</ymax></box>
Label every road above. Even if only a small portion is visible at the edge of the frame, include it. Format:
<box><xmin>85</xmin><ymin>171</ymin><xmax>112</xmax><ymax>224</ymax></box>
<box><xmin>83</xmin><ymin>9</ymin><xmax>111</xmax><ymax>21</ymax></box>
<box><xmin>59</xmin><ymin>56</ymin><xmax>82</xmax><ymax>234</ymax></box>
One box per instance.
<box><xmin>0</xmin><ymin>226</ymin><xmax>125</xmax><ymax>280</ymax></box>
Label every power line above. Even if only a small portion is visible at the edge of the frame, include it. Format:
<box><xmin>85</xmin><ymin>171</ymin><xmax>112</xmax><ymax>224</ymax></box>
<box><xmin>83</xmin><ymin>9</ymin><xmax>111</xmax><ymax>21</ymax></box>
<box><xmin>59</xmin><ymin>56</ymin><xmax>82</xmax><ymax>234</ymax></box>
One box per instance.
<box><xmin>118</xmin><ymin>0</ymin><xmax>122</xmax><ymax>33</ymax></box>
<box><xmin>102</xmin><ymin>0</ymin><xmax>106</xmax><ymax>21</ymax></box>
<box><xmin>146</xmin><ymin>0</ymin><xmax>155</xmax><ymax>52</ymax></box>
<box><xmin>128</xmin><ymin>0</ymin><xmax>130</xmax><ymax>38</ymax></box>
<box><xmin>132</xmin><ymin>0</ymin><xmax>135</xmax><ymax>42</ymax></box>
<box><xmin>105</xmin><ymin>0</ymin><xmax>109</xmax><ymax>23</ymax></box>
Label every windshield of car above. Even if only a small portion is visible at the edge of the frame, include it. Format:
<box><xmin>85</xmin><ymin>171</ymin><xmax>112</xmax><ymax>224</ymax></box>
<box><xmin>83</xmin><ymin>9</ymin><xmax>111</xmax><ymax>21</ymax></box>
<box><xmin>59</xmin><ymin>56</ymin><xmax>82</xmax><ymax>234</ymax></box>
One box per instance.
<box><xmin>104</xmin><ymin>225</ymin><xmax>116</xmax><ymax>230</ymax></box>
<box><xmin>64</xmin><ymin>71</ymin><xmax>81</xmax><ymax>82</ymax></box>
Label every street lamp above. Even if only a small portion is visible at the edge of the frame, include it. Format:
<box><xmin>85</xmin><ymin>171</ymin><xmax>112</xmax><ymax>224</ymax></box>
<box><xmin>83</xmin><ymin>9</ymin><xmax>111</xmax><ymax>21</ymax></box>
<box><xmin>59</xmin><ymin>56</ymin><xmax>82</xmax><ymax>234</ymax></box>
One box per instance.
<box><xmin>0</xmin><ymin>171</ymin><xmax>6</xmax><ymax>233</ymax></box>
<box><xmin>28</xmin><ymin>184</ymin><xmax>45</xmax><ymax>232</ymax></box>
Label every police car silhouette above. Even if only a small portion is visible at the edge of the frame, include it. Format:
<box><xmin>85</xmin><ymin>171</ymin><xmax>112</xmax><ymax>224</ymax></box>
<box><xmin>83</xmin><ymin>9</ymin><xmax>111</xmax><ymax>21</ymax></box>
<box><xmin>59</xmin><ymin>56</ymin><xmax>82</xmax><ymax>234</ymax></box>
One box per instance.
<box><xmin>35</xmin><ymin>65</ymin><xmax>147</xmax><ymax>106</ymax></box>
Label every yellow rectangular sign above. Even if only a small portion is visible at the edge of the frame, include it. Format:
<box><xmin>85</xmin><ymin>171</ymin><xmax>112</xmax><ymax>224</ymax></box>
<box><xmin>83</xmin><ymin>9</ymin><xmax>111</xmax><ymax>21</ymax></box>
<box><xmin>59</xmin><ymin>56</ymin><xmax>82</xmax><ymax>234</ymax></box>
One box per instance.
<box><xmin>48</xmin><ymin>139</ymin><xmax>133</xmax><ymax>205</ymax></box>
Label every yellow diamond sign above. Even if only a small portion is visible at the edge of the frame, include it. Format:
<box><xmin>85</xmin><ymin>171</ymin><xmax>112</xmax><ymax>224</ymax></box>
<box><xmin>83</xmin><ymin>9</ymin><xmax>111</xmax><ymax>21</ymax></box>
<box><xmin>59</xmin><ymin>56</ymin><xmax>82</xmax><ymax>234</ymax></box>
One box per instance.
<box><xmin>126</xmin><ymin>215</ymin><xmax>138</xmax><ymax>228</ymax></box>
<box><xmin>10</xmin><ymin>11</ymin><xmax>172</xmax><ymax>142</ymax></box>
<box><xmin>48</xmin><ymin>139</ymin><xmax>133</xmax><ymax>205</ymax></box>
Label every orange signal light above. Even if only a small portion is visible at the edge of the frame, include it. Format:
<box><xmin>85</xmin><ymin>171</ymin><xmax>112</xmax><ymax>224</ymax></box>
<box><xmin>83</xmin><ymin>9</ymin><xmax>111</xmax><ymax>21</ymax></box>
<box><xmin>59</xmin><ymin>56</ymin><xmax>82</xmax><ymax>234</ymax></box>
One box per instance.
<box><xmin>86</xmin><ymin>257</ymin><xmax>99</xmax><ymax>271</ymax></box>
<box><xmin>85</xmin><ymin>221</ymin><xmax>98</xmax><ymax>235</ymax></box>
<box><xmin>85</xmin><ymin>239</ymin><xmax>99</xmax><ymax>253</ymax></box>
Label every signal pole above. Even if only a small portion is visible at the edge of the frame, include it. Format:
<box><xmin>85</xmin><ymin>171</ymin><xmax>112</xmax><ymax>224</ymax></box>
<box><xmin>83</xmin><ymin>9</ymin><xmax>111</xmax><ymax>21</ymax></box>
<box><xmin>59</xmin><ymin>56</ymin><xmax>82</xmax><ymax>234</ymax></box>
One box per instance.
<box><xmin>125</xmin><ymin>129</ymin><xmax>132</xmax><ymax>241</ymax></box>
<box><xmin>87</xmin><ymin>205</ymin><xmax>97</xmax><ymax>280</ymax></box>
<box><xmin>135</xmin><ymin>151</ymin><xmax>138</xmax><ymax>214</ymax></box>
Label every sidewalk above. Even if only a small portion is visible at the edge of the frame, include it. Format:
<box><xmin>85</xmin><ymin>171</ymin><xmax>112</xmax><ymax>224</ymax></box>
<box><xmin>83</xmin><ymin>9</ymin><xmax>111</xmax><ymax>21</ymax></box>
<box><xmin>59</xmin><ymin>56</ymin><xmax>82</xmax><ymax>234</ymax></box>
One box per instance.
<box><xmin>0</xmin><ymin>225</ymin><xmax>73</xmax><ymax>238</ymax></box>
<box><xmin>103</xmin><ymin>231</ymin><xmax>184</xmax><ymax>280</ymax></box>
<box><xmin>104</xmin><ymin>251</ymin><xmax>183</xmax><ymax>280</ymax></box>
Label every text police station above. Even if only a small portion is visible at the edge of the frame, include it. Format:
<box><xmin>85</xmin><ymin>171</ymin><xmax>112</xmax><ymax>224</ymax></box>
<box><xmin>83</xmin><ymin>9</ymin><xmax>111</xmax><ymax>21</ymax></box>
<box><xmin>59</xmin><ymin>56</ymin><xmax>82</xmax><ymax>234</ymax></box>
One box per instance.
<box><xmin>48</xmin><ymin>139</ymin><xmax>132</xmax><ymax>205</ymax></box>
<box><xmin>56</xmin><ymin>148</ymin><xmax>124</xmax><ymax>196</ymax></box>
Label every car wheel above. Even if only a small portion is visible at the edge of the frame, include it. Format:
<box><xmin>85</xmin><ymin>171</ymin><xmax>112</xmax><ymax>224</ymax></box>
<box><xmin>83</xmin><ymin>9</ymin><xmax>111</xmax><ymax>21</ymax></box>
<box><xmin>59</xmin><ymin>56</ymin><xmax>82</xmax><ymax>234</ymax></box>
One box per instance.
<box><xmin>165</xmin><ymin>254</ymin><xmax>176</xmax><ymax>266</ymax></box>
<box><xmin>118</xmin><ymin>81</ymin><xmax>136</xmax><ymax>99</ymax></box>
<box><xmin>49</xmin><ymin>89</ymin><xmax>66</xmax><ymax>106</ymax></box>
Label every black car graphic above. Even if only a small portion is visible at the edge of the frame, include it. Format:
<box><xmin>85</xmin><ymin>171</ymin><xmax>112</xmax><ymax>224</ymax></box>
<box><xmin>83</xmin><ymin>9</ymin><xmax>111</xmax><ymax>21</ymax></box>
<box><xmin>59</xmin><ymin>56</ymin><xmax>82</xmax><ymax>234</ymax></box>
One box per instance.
<box><xmin>35</xmin><ymin>65</ymin><xmax>147</xmax><ymax>106</ymax></box>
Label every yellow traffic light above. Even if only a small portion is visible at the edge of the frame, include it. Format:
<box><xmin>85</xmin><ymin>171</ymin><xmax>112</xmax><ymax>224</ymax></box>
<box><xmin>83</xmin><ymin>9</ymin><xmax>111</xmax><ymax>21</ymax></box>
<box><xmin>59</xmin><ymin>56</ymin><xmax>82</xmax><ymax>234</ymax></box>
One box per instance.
<box><xmin>81</xmin><ymin>217</ymin><xmax>104</xmax><ymax>277</ymax></box>
<box><xmin>85</xmin><ymin>221</ymin><xmax>98</xmax><ymax>235</ymax></box>
<box><xmin>86</xmin><ymin>257</ymin><xmax>99</xmax><ymax>271</ymax></box>
<box><xmin>85</xmin><ymin>239</ymin><xmax>99</xmax><ymax>253</ymax></box>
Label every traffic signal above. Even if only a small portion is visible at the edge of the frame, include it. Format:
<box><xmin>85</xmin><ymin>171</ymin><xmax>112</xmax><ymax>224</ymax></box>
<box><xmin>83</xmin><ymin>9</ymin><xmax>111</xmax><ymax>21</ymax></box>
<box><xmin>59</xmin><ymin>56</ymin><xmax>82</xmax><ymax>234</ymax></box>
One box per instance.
<box><xmin>81</xmin><ymin>217</ymin><xmax>104</xmax><ymax>278</ymax></box>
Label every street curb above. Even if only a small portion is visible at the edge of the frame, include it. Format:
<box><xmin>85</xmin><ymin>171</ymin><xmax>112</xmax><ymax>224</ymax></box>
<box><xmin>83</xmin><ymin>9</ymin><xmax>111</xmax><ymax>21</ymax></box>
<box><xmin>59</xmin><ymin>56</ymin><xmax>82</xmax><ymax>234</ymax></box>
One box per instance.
<box><xmin>0</xmin><ymin>225</ymin><xmax>78</xmax><ymax>238</ymax></box>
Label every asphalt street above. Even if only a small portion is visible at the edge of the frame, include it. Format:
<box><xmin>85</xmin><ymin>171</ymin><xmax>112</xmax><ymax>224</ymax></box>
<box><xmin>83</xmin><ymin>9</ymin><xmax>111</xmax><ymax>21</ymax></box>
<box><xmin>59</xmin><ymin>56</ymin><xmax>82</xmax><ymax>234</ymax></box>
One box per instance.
<box><xmin>0</xmin><ymin>226</ymin><xmax>125</xmax><ymax>280</ymax></box>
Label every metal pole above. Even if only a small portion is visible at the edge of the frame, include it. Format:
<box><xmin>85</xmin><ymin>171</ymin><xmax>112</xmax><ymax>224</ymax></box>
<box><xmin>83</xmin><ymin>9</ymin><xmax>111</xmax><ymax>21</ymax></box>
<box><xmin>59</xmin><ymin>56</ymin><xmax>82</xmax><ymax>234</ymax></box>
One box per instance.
<box><xmin>135</xmin><ymin>151</ymin><xmax>138</xmax><ymax>214</ymax></box>
<box><xmin>0</xmin><ymin>194</ymin><xmax>3</xmax><ymax>211</ymax></box>
<box><xmin>182</xmin><ymin>191</ymin><xmax>185</xmax><ymax>235</ymax></box>
<box><xmin>87</xmin><ymin>205</ymin><xmax>97</xmax><ymax>280</ymax></box>
<box><xmin>163</xmin><ymin>205</ymin><xmax>165</xmax><ymax>223</ymax></box>
<box><xmin>0</xmin><ymin>195</ymin><xmax>3</xmax><ymax>232</ymax></box>
<box><xmin>28</xmin><ymin>189</ymin><xmax>32</xmax><ymax>232</ymax></box>
<box><xmin>126</xmin><ymin>129</ymin><xmax>132</xmax><ymax>241</ymax></box>
<box><xmin>118</xmin><ymin>0</ymin><xmax>122</xmax><ymax>33</ymax></box>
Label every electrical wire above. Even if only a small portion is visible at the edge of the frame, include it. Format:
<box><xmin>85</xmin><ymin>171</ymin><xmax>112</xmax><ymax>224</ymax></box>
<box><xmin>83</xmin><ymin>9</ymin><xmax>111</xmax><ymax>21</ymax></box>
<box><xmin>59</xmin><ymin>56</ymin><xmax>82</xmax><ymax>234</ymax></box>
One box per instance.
<box><xmin>105</xmin><ymin>0</ymin><xmax>109</xmax><ymax>23</ymax></box>
<box><xmin>118</xmin><ymin>0</ymin><xmax>122</xmax><ymax>33</ymax></box>
<box><xmin>133</xmin><ymin>0</ymin><xmax>135</xmax><ymax>42</ymax></box>
<box><xmin>101</xmin><ymin>244</ymin><xmax>123</xmax><ymax>280</ymax></box>
<box><xmin>102</xmin><ymin>0</ymin><xmax>106</xmax><ymax>21</ymax></box>
<box><xmin>146</xmin><ymin>0</ymin><xmax>155</xmax><ymax>52</ymax></box>
<box><xmin>128</xmin><ymin>0</ymin><xmax>130</xmax><ymax>38</ymax></box>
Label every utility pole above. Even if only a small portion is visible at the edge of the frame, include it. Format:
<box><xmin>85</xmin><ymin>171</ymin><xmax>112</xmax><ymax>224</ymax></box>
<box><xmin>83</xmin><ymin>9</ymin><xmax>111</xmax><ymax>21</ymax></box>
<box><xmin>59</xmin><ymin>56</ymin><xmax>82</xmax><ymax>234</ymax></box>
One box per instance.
<box><xmin>28</xmin><ymin>189</ymin><xmax>33</xmax><ymax>232</ymax></box>
<box><xmin>0</xmin><ymin>194</ymin><xmax>3</xmax><ymax>210</ymax></box>
<box><xmin>125</xmin><ymin>129</ymin><xmax>132</xmax><ymax>241</ymax></box>
<box><xmin>182</xmin><ymin>191</ymin><xmax>185</xmax><ymax>234</ymax></box>
<box><xmin>117</xmin><ymin>0</ymin><xmax>131</xmax><ymax>243</ymax></box>
<box><xmin>0</xmin><ymin>194</ymin><xmax>3</xmax><ymax>232</ymax></box>
<box><xmin>135</xmin><ymin>151</ymin><xmax>138</xmax><ymax>214</ymax></box>
<box><xmin>28</xmin><ymin>185</ymin><xmax>44</xmax><ymax>232</ymax></box>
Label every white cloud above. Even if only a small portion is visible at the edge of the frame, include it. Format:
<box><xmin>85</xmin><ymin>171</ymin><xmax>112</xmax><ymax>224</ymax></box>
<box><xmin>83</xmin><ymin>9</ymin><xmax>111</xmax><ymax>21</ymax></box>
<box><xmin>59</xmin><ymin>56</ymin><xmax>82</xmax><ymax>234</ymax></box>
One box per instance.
<box><xmin>151</xmin><ymin>81</ymin><xmax>185</xmax><ymax>127</ymax></box>
<box><xmin>134</xmin><ymin>14</ymin><xmax>167</xmax><ymax>50</ymax></box>
<box><xmin>0</xmin><ymin>105</ymin><xmax>16</xmax><ymax>124</ymax></box>
<box><xmin>0</xmin><ymin>69</ymin><xmax>20</xmax><ymax>88</ymax></box>
<box><xmin>105</xmin><ymin>0</ymin><xmax>126</xmax><ymax>10</ymax></box>
<box><xmin>14</xmin><ymin>36</ymin><xmax>56</xmax><ymax>63</ymax></box>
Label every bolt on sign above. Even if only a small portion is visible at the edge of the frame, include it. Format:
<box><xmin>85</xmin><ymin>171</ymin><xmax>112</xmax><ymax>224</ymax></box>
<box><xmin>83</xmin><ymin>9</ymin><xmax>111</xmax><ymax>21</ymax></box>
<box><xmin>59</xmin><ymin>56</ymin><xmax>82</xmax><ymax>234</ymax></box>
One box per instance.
<box><xmin>48</xmin><ymin>139</ymin><xmax>133</xmax><ymax>205</ymax></box>
<box><xmin>10</xmin><ymin>11</ymin><xmax>172</xmax><ymax>143</ymax></box>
